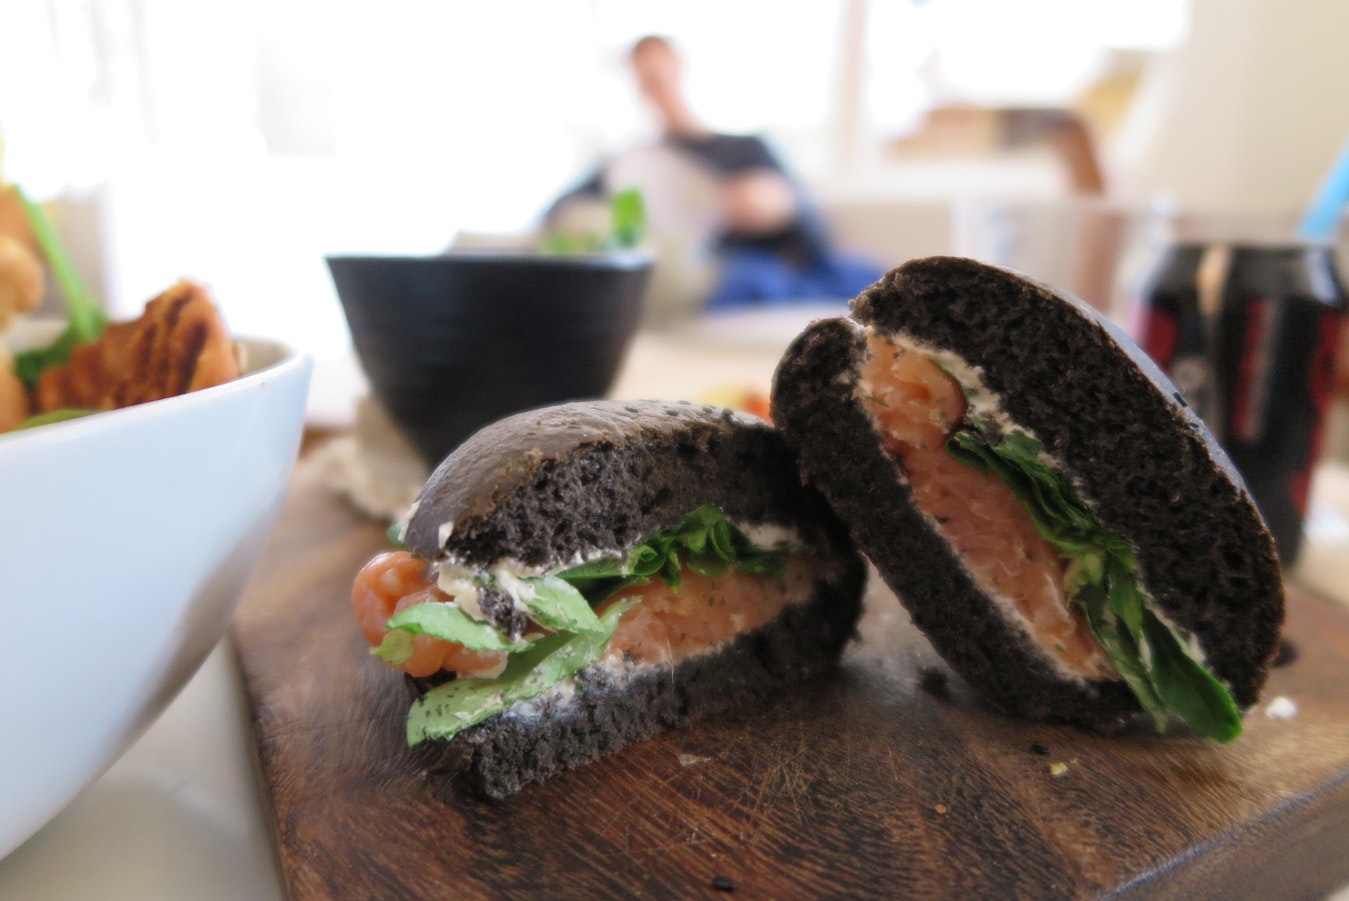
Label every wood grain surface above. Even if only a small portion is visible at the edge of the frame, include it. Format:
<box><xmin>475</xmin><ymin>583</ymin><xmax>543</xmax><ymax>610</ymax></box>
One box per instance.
<box><xmin>233</xmin><ymin>459</ymin><xmax>1349</xmax><ymax>900</ymax></box>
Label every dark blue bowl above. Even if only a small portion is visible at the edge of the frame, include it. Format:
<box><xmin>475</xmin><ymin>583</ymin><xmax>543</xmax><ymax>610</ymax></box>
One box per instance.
<box><xmin>328</xmin><ymin>252</ymin><xmax>652</xmax><ymax>466</ymax></box>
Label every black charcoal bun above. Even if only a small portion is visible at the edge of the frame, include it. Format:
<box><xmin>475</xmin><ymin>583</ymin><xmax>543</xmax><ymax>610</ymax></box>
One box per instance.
<box><xmin>771</xmin><ymin>256</ymin><xmax>1283</xmax><ymax>730</ymax></box>
<box><xmin>398</xmin><ymin>399</ymin><xmax>866</xmax><ymax>798</ymax></box>
<box><xmin>404</xmin><ymin>399</ymin><xmax>853</xmax><ymax>567</ymax></box>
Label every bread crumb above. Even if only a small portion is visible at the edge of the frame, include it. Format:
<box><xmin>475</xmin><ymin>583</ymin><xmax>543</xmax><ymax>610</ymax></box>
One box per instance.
<box><xmin>678</xmin><ymin>753</ymin><xmax>710</xmax><ymax>767</ymax></box>
<box><xmin>1263</xmin><ymin>696</ymin><xmax>1298</xmax><ymax>720</ymax></box>
<box><xmin>1049</xmin><ymin>762</ymin><xmax>1069</xmax><ymax>778</ymax></box>
<box><xmin>1272</xmin><ymin>637</ymin><xmax>1298</xmax><ymax>668</ymax></box>
<box><xmin>933</xmin><ymin>803</ymin><xmax>948</xmax><ymax>815</ymax></box>
<box><xmin>917</xmin><ymin>666</ymin><xmax>949</xmax><ymax>696</ymax></box>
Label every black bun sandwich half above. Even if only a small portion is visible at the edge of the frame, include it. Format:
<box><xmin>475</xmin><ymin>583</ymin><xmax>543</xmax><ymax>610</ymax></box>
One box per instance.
<box><xmin>771</xmin><ymin>256</ymin><xmax>1284</xmax><ymax>741</ymax></box>
<box><xmin>352</xmin><ymin>399</ymin><xmax>865</xmax><ymax>799</ymax></box>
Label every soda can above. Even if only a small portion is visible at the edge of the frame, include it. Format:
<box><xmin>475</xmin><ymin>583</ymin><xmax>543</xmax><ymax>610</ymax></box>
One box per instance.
<box><xmin>1131</xmin><ymin>217</ymin><xmax>1346</xmax><ymax>564</ymax></box>
<box><xmin>1131</xmin><ymin>243</ymin><xmax>1219</xmax><ymax>423</ymax></box>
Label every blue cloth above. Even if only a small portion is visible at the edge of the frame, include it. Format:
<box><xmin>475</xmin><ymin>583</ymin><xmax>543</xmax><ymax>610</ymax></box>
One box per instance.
<box><xmin>705</xmin><ymin>249</ymin><xmax>885</xmax><ymax>311</ymax></box>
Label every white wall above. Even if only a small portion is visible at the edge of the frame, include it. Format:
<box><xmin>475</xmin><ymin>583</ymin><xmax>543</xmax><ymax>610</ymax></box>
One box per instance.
<box><xmin>1114</xmin><ymin>0</ymin><xmax>1349</xmax><ymax>213</ymax></box>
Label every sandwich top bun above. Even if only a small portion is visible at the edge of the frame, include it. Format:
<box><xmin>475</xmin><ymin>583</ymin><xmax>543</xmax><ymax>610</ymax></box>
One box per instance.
<box><xmin>404</xmin><ymin>399</ymin><xmax>852</xmax><ymax>570</ymax></box>
<box><xmin>771</xmin><ymin>256</ymin><xmax>1283</xmax><ymax>736</ymax></box>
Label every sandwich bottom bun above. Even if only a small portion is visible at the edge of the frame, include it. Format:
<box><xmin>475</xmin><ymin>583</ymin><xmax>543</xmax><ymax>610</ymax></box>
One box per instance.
<box><xmin>411</xmin><ymin>569</ymin><xmax>863</xmax><ymax>799</ymax></box>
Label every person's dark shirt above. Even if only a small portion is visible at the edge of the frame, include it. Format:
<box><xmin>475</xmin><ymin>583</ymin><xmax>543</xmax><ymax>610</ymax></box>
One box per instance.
<box><xmin>668</xmin><ymin>133</ymin><xmax>831</xmax><ymax>266</ymax></box>
<box><xmin>549</xmin><ymin>132</ymin><xmax>832</xmax><ymax>267</ymax></box>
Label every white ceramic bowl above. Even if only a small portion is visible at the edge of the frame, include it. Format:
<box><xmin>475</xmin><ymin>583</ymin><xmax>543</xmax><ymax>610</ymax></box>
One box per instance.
<box><xmin>0</xmin><ymin>323</ymin><xmax>312</xmax><ymax>858</ymax></box>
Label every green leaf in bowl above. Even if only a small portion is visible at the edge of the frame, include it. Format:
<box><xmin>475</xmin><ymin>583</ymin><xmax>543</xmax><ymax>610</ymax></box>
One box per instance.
<box><xmin>10</xmin><ymin>185</ymin><xmax>107</xmax><ymax>389</ymax></box>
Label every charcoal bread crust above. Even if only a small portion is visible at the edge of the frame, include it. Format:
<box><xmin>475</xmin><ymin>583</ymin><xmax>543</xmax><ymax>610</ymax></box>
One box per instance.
<box><xmin>772</xmin><ymin>317</ymin><xmax>1136</xmax><ymax>730</ymax></box>
<box><xmin>412</xmin><ymin>557</ymin><xmax>866</xmax><ymax>800</ymax></box>
<box><xmin>404</xmin><ymin>400</ymin><xmax>851</xmax><ymax>569</ymax></box>
<box><xmin>772</xmin><ymin>256</ymin><xmax>1283</xmax><ymax>728</ymax></box>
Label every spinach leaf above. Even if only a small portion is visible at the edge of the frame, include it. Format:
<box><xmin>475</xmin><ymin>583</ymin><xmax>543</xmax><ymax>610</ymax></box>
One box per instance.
<box><xmin>607</xmin><ymin>188</ymin><xmax>646</xmax><ymax>250</ymax></box>
<box><xmin>537</xmin><ymin>232</ymin><xmax>598</xmax><ymax>254</ymax></box>
<box><xmin>519</xmin><ymin>575</ymin><xmax>606</xmax><ymax>635</ymax></box>
<box><xmin>554</xmin><ymin>505</ymin><xmax>787</xmax><ymax>598</ymax></box>
<box><xmin>383</xmin><ymin>601</ymin><xmax>529</xmax><ymax>653</ymax></box>
<box><xmin>551</xmin><ymin>548</ymin><xmax>653</xmax><ymax>595</ymax></box>
<box><xmin>370</xmin><ymin>629</ymin><xmax>416</xmax><ymax>666</ymax></box>
<box><xmin>945</xmin><ymin>421</ymin><xmax>1243</xmax><ymax>742</ymax></box>
<box><xmin>1075</xmin><ymin>584</ymin><xmax>1169</xmax><ymax>731</ymax></box>
<box><xmin>538</xmin><ymin>188</ymin><xmax>647</xmax><ymax>254</ymax></box>
<box><xmin>406</xmin><ymin>599</ymin><xmax>636</xmax><ymax>745</ymax></box>
<box><xmin>1141</xmin><ymin>610</ymin><xmax>1242</xmax><ymax>742</ymax></box>
<box><xmin>11</xmin><ymin>408</ymin><xmax>97</xmax><ymax>430</ymax></box>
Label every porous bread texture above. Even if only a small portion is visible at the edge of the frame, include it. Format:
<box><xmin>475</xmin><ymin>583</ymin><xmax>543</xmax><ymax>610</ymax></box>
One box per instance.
<box><xmin>412</xmin><ymin>554</ymin><xmax>866</xmax><ymax>800</ymax></box>
<box><xmin>772</xmin><ymin>256</ymin><xmax>1283</xmax><ymax>730</ymax></box>
<box><xmin>404</xmin><ymin>399</ymin><xmax>851</xmax><ymax>569</ymax></box>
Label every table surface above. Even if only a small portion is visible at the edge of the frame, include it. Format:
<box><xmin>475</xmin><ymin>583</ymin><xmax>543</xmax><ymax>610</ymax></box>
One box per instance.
<box><xmin>3</xmin><ymin>320</ymin><xmax>1348</xmax><ymax>900</ymax></box>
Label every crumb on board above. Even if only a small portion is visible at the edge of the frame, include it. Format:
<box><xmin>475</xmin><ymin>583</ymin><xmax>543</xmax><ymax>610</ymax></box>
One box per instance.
<box><xmin>1272</xmin><ymin>637</ymin><xmax>1298</xmax><ymax>668</ymax></box>
<box><xmin>1049</xmin><ymin>762</ymin><xmax>1069</xmax><ymax>778</ymax></box>
<box><xmin>934</xmin><ymin>803</ymin><xmax>949</xmax><ymax>815</ymax></box>
<box><xmin>917</xmin><ymin>665</ymin><xmax>949</xmax><ymax>696</ymax></box>
<box><xmin>1263</xmin><ymin>695</ymin><xmax>1298</xmax><ymax>720</ymax></box>
<box><xmin>679</xmin><ymin>753</ymin><xmax>711</xmax><ymax>767</ymax></box>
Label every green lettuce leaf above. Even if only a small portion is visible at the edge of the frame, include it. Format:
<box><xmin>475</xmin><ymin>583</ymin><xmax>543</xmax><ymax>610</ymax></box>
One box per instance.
<box><xmin>371</xmin><ymin>629</ymin><xmax>417</xmax><ymax>666</ymax></box>
<box><xmin>384</xmin><ymin>601</ymin><xmax>529</xmax><ymax>652</ymax></box>
<box><xmin>538</xmin><ymin>188</ymin><xmax>647</xmax><ymax>254</ymax></box>
<box><xmin>10</xmin><ymin>186</ymin><xmax>108</xmax><ymax>388</ymax></box>
<box><xmin>554</xmin><ymin>505</ymin><xmax>787</xmax><ymax>599</ymax></box>
<box><xmin>608</xmin><ymin>188</ymin><xmax>646</xmax><ymax>249</ymax></box>
<box><xmin>1074</xmin><ymin>584</ymin><xmax>1169</xmax><ymax>731</ymax></box>
<box><xmin>406</xmin><ymin>599</ymin><xmax>636</xmax><ymax>744</ymax></box>
<box><xmin>551</xmin><ymin>546</ymin><xmax>658</xmax><ymax>590</ymax></box>
<box><xmin>945</xmin><ymin>420</ymin><xmax>1243</xmax><ymax>742</ymax></box>
<box><xmin>519</xmin><ymin>575</ymin><xmax>606</xmax><ymax>635</ymax></box>
<box><xmin>11</xmin><ymin>408</ymin><xmax>97</xmax><ymax>430</ymax></box>
<box><xmin>1140</xmin><ymin>609</ymin><xmax>1242</xmax><ymax>742</ymax></box>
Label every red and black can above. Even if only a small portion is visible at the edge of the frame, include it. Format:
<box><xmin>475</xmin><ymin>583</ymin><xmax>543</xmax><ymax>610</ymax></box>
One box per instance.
<box><xmin>1131</xmin><ymin>243</ymin><xmax>1219</xmax><ymax>423</ymax></box>
<box><xmin>1133</xmin><ymin>229</ymin><xmax>1346</xmax><ymax>563</ymax></box>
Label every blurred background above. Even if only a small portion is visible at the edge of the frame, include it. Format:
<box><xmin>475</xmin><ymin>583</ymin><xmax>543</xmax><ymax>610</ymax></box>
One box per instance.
<box><xmin>2</xmin><ymin>0</ymin><xmax>1348</xmax><ymax>358</ymax></box>
<box><xmin>5</xmin><ymin>8</ymin><xmax>1349</xmax><ymax>893</ymax></box>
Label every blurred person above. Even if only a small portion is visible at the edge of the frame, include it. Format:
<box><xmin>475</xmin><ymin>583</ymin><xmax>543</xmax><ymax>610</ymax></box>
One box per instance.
<box><xmin>545</xmin><ymin>34</ymin><xmax>881</xmax><ymax>323</ymax></box>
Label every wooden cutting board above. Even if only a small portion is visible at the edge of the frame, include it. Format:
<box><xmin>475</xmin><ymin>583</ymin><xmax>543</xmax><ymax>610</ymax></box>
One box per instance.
<box><xmin>233</xmin><ymin>459</ymin><xmax>1349</xmax><ymax>900</ymax></box>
